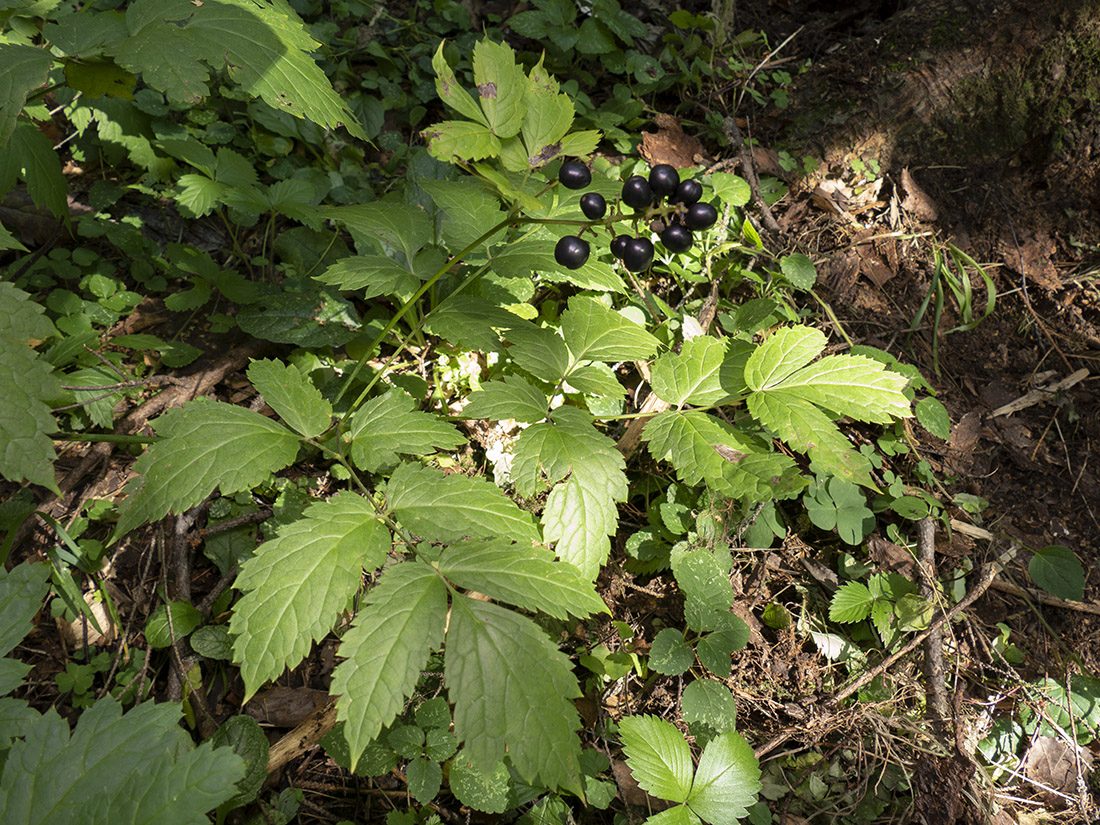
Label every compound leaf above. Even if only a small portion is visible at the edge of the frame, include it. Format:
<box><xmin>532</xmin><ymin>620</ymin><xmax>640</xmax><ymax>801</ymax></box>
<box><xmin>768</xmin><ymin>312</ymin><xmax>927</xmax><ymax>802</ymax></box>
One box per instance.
<box><xmin>505</xmin><ymin>323</ymin><xmax>570</xmax><ymax>383</ymax></box>
<box><xmin>431</xmin><ymin>41</ymin><xmax>488</xmax><ymax>126</ymax></box>
<box><xmin>321</xmin><ymin>199</ymin><xmax>432</xmax><ymax>268</ymax></box>
<box><xmin>331</xmin><ymin>561</ymin><xmax>448</xmax><ymax>772</ymax></box>
<box><xmin>113</xmin><ymin>398</ymin><xmax>300</xmax><ymax>540</ymax></box>
<box><xmin>446</xmin><ymin>595</ymin><xmax>583</xmax><ymax>793</ymax></box>
<box><xmin>387</xmin><ymin>463</ymin><xmax>540</xmax><ymax>545</ymax></box>
<box><xmin>315</xmin><ymin>255</ymin><xmax>419</xmax><ymax>298</ymax></box>
<box><xmin>438</xmin><ymin>539</ymin><xmax>607</xmax><ymax>620</ymax></box>
<box><xmin>686</xmin><ymin>730</ymin><xmax>761</xmax><ymax>825</ymax></box>
<box><xmin>246</xmin><ymin>358</ymin><xmax>331</xmax><ymax>438</ymax></box>
<box><xmin>471</xmin><ymin>38</ymin><xmax>525</xmax><ymax>139</ymax></box>
<box><xmin>231</xmin><ymin>493</ymin><xmax>390</xmax><ymax>700</ymax></box>
<box><xmin>618</xmin><ymin>715</ymin><xmax>692</xmax><ymax>803</ymax></box>
<box><xmin>829</xmin><ymin>582</ymin><xmax>873</xmax><ymax>624</ymax></box>
<box><xmin>345</xmin><ymin>390</ymin><xmax>465</xmax><ymax>473</ymax></box>
<box><xmin>521</xmin><ymin>57</ymin><xmax>574</xmax><ymax>166</ymax></box>
<box><xmin>423</xmin><ymin>120</ymin><xmax>501</xmax><ymax>163</ymax></box>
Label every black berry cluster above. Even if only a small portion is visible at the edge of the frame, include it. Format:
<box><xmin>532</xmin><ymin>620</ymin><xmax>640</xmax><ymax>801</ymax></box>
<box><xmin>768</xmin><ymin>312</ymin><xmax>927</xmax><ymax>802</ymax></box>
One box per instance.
<box><xmin>553</xmin><ymin>161</ymin><xmax>720</xmax><ymax>273</ymax></box>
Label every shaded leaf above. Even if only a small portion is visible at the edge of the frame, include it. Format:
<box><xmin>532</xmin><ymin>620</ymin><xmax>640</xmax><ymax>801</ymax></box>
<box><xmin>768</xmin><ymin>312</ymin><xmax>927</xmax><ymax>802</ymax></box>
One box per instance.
<box><xmin>247</xmin><ymin>358</ymin><xmax>331</xmax><ymax>438</ymax></box>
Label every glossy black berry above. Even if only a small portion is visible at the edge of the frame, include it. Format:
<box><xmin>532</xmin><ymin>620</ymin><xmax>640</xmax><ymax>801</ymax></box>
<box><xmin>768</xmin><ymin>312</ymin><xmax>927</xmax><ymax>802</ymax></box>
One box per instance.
<box><xmin>621</xmin><ymin>175</ymin><xmax>653</xmax><ymax>210</ymax></box>
<box><xmin>649</xmin><ymin>164</ymin><xmax>680</xmax><ymax>198</ymax></box>
<box><xmin>610</xmin><ymin>234</ymin><xmax>631</xmax><ymax>259</ymax></box>
<box><xmin>660</xmin><ymin>222</ymin><xmax>694</xmax><ymax>253</ymax></box>
<box><xmin>621</xmin><ymin>237</ymin><xmax>654</xmax><ymax>272</ymax></box>
<box><xmin>683</xmin><ymin>202</ymin><xmax>719</xmax><ymax>230</ymax></box>
<box><xmin>579</xmin><ymin>192</ymin><xmax>607</xmax><ymax>220</ymax></box>
<box><xmin>672</xmin><ymin>179</ymin><xmax>703</xmax><ymax>206</ymax></box>
<box><xmin>554</xmin><ymin>235</ymin><xmax>590</xmax><ymax>270</ymax></box>
<box><xmin>559</xmin><ymin>161</ymin><xmax>591</xmax><ymax>190</ymax></box>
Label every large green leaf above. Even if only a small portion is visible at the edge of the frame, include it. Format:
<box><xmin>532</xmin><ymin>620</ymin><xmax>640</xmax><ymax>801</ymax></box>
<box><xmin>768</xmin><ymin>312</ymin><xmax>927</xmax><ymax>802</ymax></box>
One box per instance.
<box><xmin>651</xmin><ymin>337</ymin><xmax>730</xmax><ymax>408</ymax></box>
<box><xmin>345</xmin><ymin>390</ymin><xmax>465</xmax><ymax>473</ymax></box>
<box><xmin>438</xmin><ymin>539</ymin><xmax>607</xmax><ymax>620</ymax></box>
<box><xmin>505</xmin><ymin>323</ymin><xmax>570</xmax><ymax>383</ymax></box>
<box><xmin>230</xmin><ymin>493</ymin><xmax>390</xmax><ymax>699</ymax></box>
<box><xmin>109</xmin><ymin>0</ymin><xmax>366</xmax><ymax>139</ymax></box>
<box><xmin>471</xmin><ymin>38</ymin><xmax>525</xmax><ymax>139</ymax></box>
<box><xmin>0</xmin><ymin>698</ymin><xmax>244</xmax><ymax>825</ymax></box>
<box><xmin>314</xmin><ymin>254</ymin><xmax>419</xmax><ymax>298</ymax></box>
<box><xmin>418</xmin><ymin>178</ymin><xmax>506</xmax><ymax>254</ymax></box>
<box><xmin>320</xmin><ymin>199</ymin><xmax>432</xmax><ymax>266</ymax></box>
<box><xmin>424</xmin><ymin>295</ymin><xmax>524</xmax><ymax>354</ymax></box>
<box><xmin>561</xmin><ymin>296</ymin><xmax>660</xmax><ymax>364</ymax></box>
<box><xmin>0</xmin><ymin>563</ymin><xmax>50</xmax><ymax>658</ymax></box>
<box><xmin>113</xmin><ymin>398</ymin><xmax>300</xmax><ymax>539</ymax></box>
<box><xmin>0</xmin><ymin>340</ymin><xmax>61</xmax><ymax>494</ymax></box>
<box><xmin>511</xmin><ymin>406</ymin><xmax>626</xmax><ymax>578</ymax></box>
<box><xmin>463</xmin><ymin>375</ymin><xmax>548</xmax><ymax>424</ymax></box>
<box><xmin>331</xmin><ymin>561</ymin><xmax>448</xmax><ymax>772</ymax></box>
<box><xmin>431</xmin><ymin>41</ymin><xmax>488</xmax><ymax>126</ymax></box>
<box><xmin>387</xmin><ymin>463</ymin><xmax>540</xmax><ymax>545</ymax></box>
<box><xmin>446</xmin><ymin>595</ymin><xmax>583</xmax><ymax>792</ymax></box>
<box><xmin>618</xmin><ymin>715</ymin><xmax>693</xmax><ymax>803</ymax></box>
<box><xmin>642</xmin><ymin>410</ymin><xmax>805</xmax><ymax>502</ymax></box>
<box><xmin>246</xmin><ymin>358</ymin><xmax>331</xmax><ymax>438</ymax></box>
<box><xmin>685</xmin><ymin>730</ymin><xmax>761</xmax><ymax>825</ymax></box>
<box><xmin>0</xmin><ymin>123</ymin><xmax>67</xmax><ymax>218</ymax></box>
<box><xmin>0</xmin><ymin>283</ymin><xmax>59</xmax><ymax>346</ymax></box>
<box><xmin>423</xmin><ymin>120</ymin><xmax>501</xmax><ymax>163</ymax></box>
<box><xmin>0</xmin><ymin>45</ymin><xmax>52</xmax><ymax>147</ymax></box>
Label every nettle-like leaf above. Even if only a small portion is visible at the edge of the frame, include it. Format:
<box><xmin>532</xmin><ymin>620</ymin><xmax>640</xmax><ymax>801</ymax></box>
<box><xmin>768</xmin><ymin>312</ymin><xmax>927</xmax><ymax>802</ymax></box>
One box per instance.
<box><xmin>0</xmin><ymin>122</ymin><xmax>68</xmax><ymax>219</ymax></box>
<box><xmin>331</xmin><ymin>561</ymin><xmax>448</xmax><ymax>772</ymax></box>
<box><xmin>511</xmin><ymin>406</ymin><xmax>627</xmax><ymax>579</ymax></box>
<box><xmin>230</xmin><ymin>493</ymin><xmax>390</xmax><ymax>700</ymax></box>
<box><xmin>425</xmin><ymin>295</ymin><xmax>526</xmax><ymax>354</ymax></box>
<box><xmin>464</xmin><ymin>375</ymin><xmax>548</xmax><ymax>424</ymax></box>
<box><xmin>0</xmin><ymin>45</ymin><xmax>52</xmax><ymax>147</ymax></box>
<box><xmin>314</xmin><ymin>254</ymin><xmax>420</xmax><ymax>299</ymax></box>
<box><xmin>642</xmin><ymin>410</ymin><xmax>806</xmax><ymax>502</ymax></box>
<box><xmin>105</xmin><ymin>0</ymin><xmax>366</xmax><ymax>139</ymax></box>
<box><xmin>651</xmin><ymin>337</ymin><xmax>732</xmax><ymax>408</ymax></box>
<box><xmin>113</xmin><ymin>398</ymin><xmax>300</xmax><ymax>539</ymax></box>
<box><xmin>619</xmin><ymin>715</ymin><xmax>693</xmax><ymax>803</ymax></box>
<box><xmin>505</xmin><ymin>323</ymin><xmax>571</xmax><ymax>383</ymax></box>
<box><xmin>438</xmin><ymin>539</ymin><xmax>607</xmax><ymax>619</ymax></box>
<box><xmin>562</xmin><ymin>296</ymin><xmax>660</xmax><ymax>365</ymax></box>
<box><xmin>321</xmin><ymin>199</ymin><xmax>432</xmax><ymax>267</ymax></box>
<box><xmin>387</xmin><ymin>462</ymin><xmax>540</xmax><ymax>545</ymax></box>
<box><xmin>745</xmin><ymin>326</ymin><xmax>911</xmax><ymax>487</ymax></box>
<box><xmin>418</xmin><ymin>178</ymin><xmax>507</xmax><ymax>254</ymax></box>
<box><xmin>0</xmin><ymin>698</ymin><xmax>244</xmax><ymax>825</ymax></box>
<box><xmin>446</xmin><ymin>594</ymin><xmax>583</xmax><ymax>793</ymax></box>
<box><xmin>829</xmin><ymin>581</ymin><xmax>874</xmax><ymax>624</ymax></box>
<box><xmin>246</xmin><ymin>358</ymin><xmax>331</xmax><ymax>439</ymax></box>
<box><xmin>0</xmin><ymin>344</ymin><xmax>61</xmax><ymax>495</ymax></box>
<box><xmin>345</xmin><ymin>390</ymin><xmax>465</xmax><ymax>474</ymax></box>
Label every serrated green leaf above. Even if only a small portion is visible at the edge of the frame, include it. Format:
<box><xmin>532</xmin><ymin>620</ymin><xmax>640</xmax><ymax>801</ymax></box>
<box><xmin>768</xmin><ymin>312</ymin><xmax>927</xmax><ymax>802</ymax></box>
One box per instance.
<box><xmin>0</xmin><ymin>122</ymin><xmax>67</xmax><ymax>218</ymax></box>
<box><xmin>682</xmin><ymin>680</ymin><xmax>738</xmax><ymax>735</ymax></box>
<box><xmin>418</xmin><ymin>178</ymin><xmax>506</xmax><ymax>254</ymax></box>
<box><xmin>829</xmin><ymin>582</ymin><xmax>873</xmax><ymax>624</ymax></box>
<box><xmin>424</xmin><ymin>119</ymin><xmax>502</xmax><ymax>163</ymax></box>
<box><xmin>744</xmin><ymin>327</ymin><xmax>826</xmax><ymax>390</ymax></box>
<box><xmin>671</xmin><ymin>548</ymin><xmax>734</xmax><ymax>631</ymax></box>
<box><xmin>651</xmin><ymin>337</ymin><xmax>730</xmax><ymax>407</ymax></box>
<box><xmin>0</xmin><ymin>563</ymin><xmax>50</xmax><ymax>658</ymax></box>
<box><xmin>0</xmin><ymin>341</ymin><xmax>61</xmax><ymax>494</ymax></box>
<box><xmin>916</xmin><ymin>396</ymin><xmax>951</xmax><ymax>440</ymax></box>
<box><xmin>686</xmin><ymin>730</ymin><xmax>761</xmax><ymax>825</ymax></box>
<box><xmin>646</xmin><ymin>805</ymin><xmax>703</xmax><ymax>825</ymax></box>
<box><xmin>210</xmin><ymin>715</ymin><xmax>268</xmax><ymax>808</ymax></box>
<box><xmin>505</xmin><ymin>323</ymin><xmax>570</xmax><ymax>383</ymax></box>
<box><xmin>559</xmin><ymin>129</ymin><xmax>601</xmax><ymax>159</ymax></box>
<box><xmin>231</xmin><ymin>493</ymin><xmax>390</xmax><ymax>699</ymax></box>
<box><xmin>564</xmin><ymin>362</ymin><xmax>625</xmax><ymax>398</ymax></box>
<box><xmin>425</xmin><ymin>728</ymin><xmax>457</xmax><ymax>761</ymax></box>
<box><xmin>593</xmin><ymin>0</ymin><xmax>648</xmax><ymax>42</ymax></box>
<box><xmin>246</xmin><ymin>358</ymin><xmax>331</xmax><ymax>438</ymax></box>
<box><xmin>387</xmin><ymin>463</ymin><xmax>540</xmax><ymax>545</ymax></box>
<box><xmin>0</xmin><ymin>44</ymin><xmax>52</xmax><ymax>147</ymax></box>
<box><xmin>464</xmin><ymin>376</ymin><xmax>548</xmax><ymax>423</ymax></box>
<box><xmin>619</xmin><ymin>715</ymin><xmax>693</xmax><ymax>803</ymax></box>
<box><xmin>562</xmin><ymin>296</ymin><xmax>660</xmax><ymax>363</ymax></box>
<box><xmin>446</xmin><ymin>595</ymin><xmax>583</xmax><ymax>792</ymax></box>
<box><xmin>708</xmin><ymin>172</ymin><xmax>750</xmax><ymax>208</ymax></box>
<box><xmin>1028</xmin><ymin>545</ymin><xmax>1085</xmax><ymax>601</ymax></box>
<box><xmin>449</xmin><ymin>757</ymin><xmax>513</xmax><ymax>814</ymax></box>
<box><xmin>320</xmin><ymin>199</ymin><xmax>432</xmax><ymax>267</ymax></box>
<box><xmin>145</xmin><ymin>601</ymin><xmax>202</xmax><ymax>648</ymax></box>
<box><xmin>407</xmin><ymin>756</ymin><xmax>442</xmax><ymax>804</ymax></box>
<box><xmin>332</xmin><ymin>561</ymin><xmax>447</xmax><ymax>771</ymax></box>
<box><xmin>114</xmin><ymin>398</ymin><xmax>300</xmax><ymax>539</ymax></box>
<box><xmin>236</xmin><ymin>289</ymin><xmax>359</xmax><ymax>347</ymax></box>
<box><xmin>189</xmin><ymin>625</ymin><xmax>233</xmax><ymax>660</ymax></box>
<box><xmin>346</xmin><ymin>390</ymin><xmax>465</xmax><ymax>473</ymax></box>
<box><xmin>778</xmin><ymin>253</ymin><xmax>816</xmax><ymax>290</ymax></box>
<box><xmin>642</xmin><ymin>410</ymin><xmax>805</xmax><ymax>502</ymax></box>
<box><xmin>511</xmin><ymin>406</ymin><xmax>626</xmax><ymax>578</ymax></box>
<box><xmin>520</xmin><ymin>57</ymin><xmax>574</xmax><ymax>167</ymax></box>
<box><xmin>63</xmin><ymin>59</ymin><xmax>136</xmax><ymax>100</ymax></box>
<box><xmin>425</xmin><ymin>295</ymin><xmax>523</xmax><ymax>353</ymax></box>
<box><xmin>696</xmin><ymin>615</ymin><xmax>749</xmax><ymax>678</ymax></box>
<box><xmin>472</xmin><ymin>39</ymin><xmax>525</xmax><ymax>139</ymax></box>
<box><xmin>109</xmin><ymin>0</ymin><xmax>366</xmax><ymax>139</ymax></box>
<box><xmin>431</xmin><ymin>41</ymin><xmax>488</xmax><ymax>125</ymax></box>
<box><xmin>762</xmin><ymin>354</ymin><xmax>912</xmax><ymax>423</ymax></box>
<box><xmin>387</xmin><ymin>725</ymin><xmax>424</xmax><ymax>759</ymax></box>
<box><xmin>315</xmin><ymin>255</ymin><xmax>419</xmax><ymax>298</ymax></box>
<box><xmin>438</xmin><ymin>539</ymin><xmax>607</xmax><ymax>619</ymax></box>
<box><xmin>650</xmin><ymin>628</ymin><xmax>694</xmax><ymax>676</ymax></box>
<box><xmin>0</xmin><ymin>697</ymin><xmax>244</xmax><ymax>825</ymax></box>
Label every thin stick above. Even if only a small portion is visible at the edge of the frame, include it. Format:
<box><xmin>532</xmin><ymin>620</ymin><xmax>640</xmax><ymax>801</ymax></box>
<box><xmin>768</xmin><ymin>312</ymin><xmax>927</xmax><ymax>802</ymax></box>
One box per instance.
<box><xmin>917</xmin><ymin>517</ymin><xmax>948</xmax><ymax>726</ymax></box>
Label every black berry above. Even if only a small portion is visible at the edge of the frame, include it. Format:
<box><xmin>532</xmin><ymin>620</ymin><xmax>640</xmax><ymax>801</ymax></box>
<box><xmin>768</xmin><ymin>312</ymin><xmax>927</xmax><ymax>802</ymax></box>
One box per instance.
<box><xmin>621</xmin><ymin>175</ymin><xmax>653</xmax><ymax>210</ymax></box>
<box><xmin>672</xmin><ymin>179</ymin><xmax>703</xmax><ymax>205</ymax></box>
<box><xmin>579</xmin><ymin>192</ymin><xmax>607</xmax><ymax>220</ymax></box>
<box><xmin>621</xmin><ymin>237</ymin><xmax>654</xmax><ymax>272</ymax></box>
<box><xmin>559</xmin><ymin>161</ymin><xmax>591</xmax><ymax>190</ymax></box>
<box><xmin>554</xmin><ymin>235</ymin><xmax>590</xmax><ymax>270</ymax></box>
<box><xmin>684</xmin><ymin>202</ymin><xmax>719</xmax><ymax>230</ymax></box>
<box><xmin>660</xmin><ymin>222</ymin><xmax>694</xmax><ymax>253</ymax></box>
<box><xmin>610</xmin><ymin>234</ymin><xmax>631</xmax><ymax>259</ymax></box>
<box><xmin>649</xmin><ymin>164</ymin><xmax>680</xmax><ymax>198</ymax></box>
